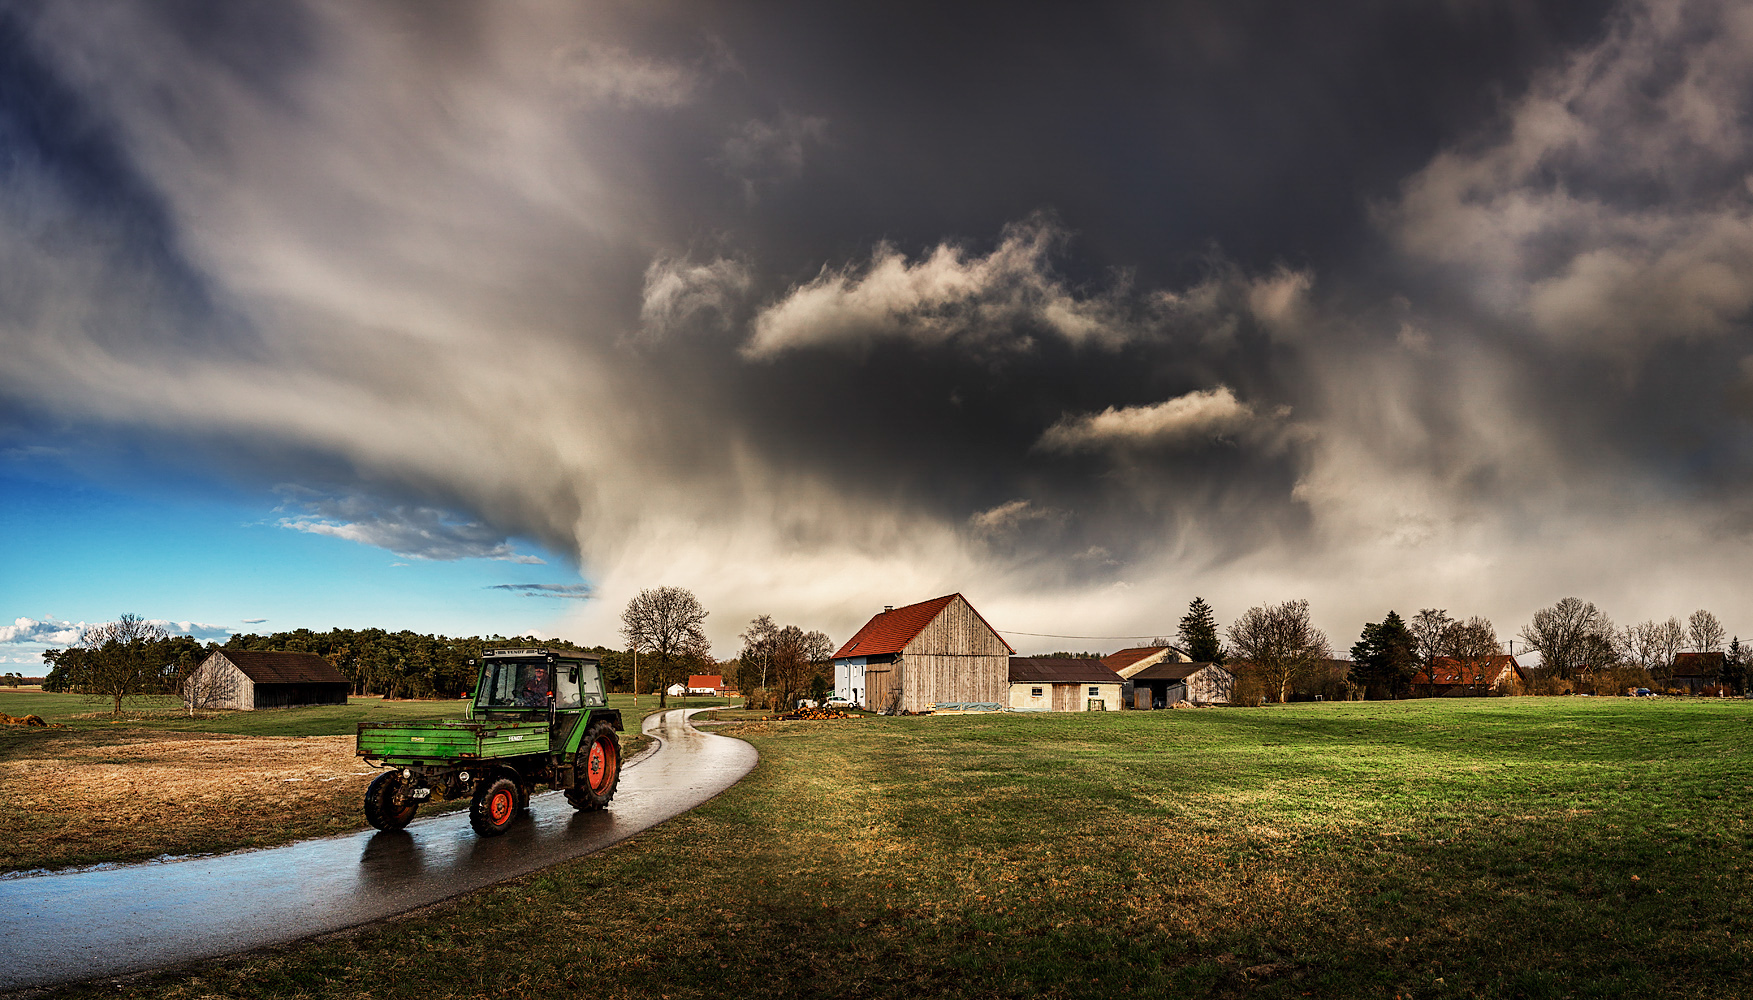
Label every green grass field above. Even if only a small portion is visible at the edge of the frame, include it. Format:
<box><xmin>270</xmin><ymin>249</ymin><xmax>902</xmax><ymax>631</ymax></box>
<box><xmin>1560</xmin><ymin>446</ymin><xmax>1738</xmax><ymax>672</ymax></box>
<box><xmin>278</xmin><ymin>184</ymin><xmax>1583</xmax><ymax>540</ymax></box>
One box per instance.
<box><xmin>46</xmin><ymin>698</ymin><xmax>1753</xmax><ymax>999</ymax></box>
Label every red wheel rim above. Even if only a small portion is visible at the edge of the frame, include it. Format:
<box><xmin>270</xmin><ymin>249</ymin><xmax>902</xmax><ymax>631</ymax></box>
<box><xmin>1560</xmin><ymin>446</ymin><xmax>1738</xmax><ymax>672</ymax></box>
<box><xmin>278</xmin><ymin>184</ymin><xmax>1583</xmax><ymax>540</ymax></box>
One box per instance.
<box><xmin>488</xmin><ymin>788</ymin><xmax>514</xmax><ymax>824</ymax></box>
<box><xmin>588</xmin><ymin>738</ymin><xmax>616</xmax><ymax>793</ymax></box>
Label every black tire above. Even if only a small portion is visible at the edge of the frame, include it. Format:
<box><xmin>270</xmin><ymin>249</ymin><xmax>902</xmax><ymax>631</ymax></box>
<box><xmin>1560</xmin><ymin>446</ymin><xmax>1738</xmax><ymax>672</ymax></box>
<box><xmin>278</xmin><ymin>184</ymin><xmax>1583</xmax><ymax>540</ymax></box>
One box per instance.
<box><xmin>364</xmin><ymin>771</ymin><xmax>419</xmax><ymax>831</ymax></box>
<box><xmin>564</xmin><ymin>720</ymin><xmax>621</xmax><ymax>811</ymax></box>
<box><xmin>470</xmin><ymin>775</ymin><xmax>521</xmax><ymax>837</ymax></box>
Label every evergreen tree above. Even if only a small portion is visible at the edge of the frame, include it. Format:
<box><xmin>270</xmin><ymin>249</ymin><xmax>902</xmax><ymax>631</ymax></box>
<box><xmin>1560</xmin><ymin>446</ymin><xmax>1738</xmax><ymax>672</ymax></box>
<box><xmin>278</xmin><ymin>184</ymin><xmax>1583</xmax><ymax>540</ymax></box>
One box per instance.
<box><xmin>1725</xmin><ymin>637</ymin><xmax>1747</xmax><ymax>695</ymax></box>
<box><xmin>1178</xmin><ymin>597</ymin><xmax>1224</xmax><ymax>663</ymax></box>
<box><xmin>1349</xmin><ymin>611</ymin><xmax>1416</xmax><ymax>699</ymax></box>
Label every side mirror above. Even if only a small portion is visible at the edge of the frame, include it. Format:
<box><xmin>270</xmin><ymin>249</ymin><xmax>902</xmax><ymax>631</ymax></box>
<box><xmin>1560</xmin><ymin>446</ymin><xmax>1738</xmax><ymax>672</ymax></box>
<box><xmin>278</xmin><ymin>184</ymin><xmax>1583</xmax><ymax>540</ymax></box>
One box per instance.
<box><xmin>569</xmin><ymin>665</ymin><xmax>580</xmax><ymax>684</ymax></box>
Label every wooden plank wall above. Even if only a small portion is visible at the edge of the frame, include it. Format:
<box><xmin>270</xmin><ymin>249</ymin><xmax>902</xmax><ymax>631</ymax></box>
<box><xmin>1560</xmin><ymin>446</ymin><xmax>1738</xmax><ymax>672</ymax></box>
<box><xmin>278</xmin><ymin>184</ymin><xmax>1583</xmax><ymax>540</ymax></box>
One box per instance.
<box><xmin>1187</xmin><ymin>666</ymin><xmax>1234</xmax><ymax>705</ymax></box>
<box><xmin>897</xmin><ymin>596</ymin><xmax>1009</xmax><ymax>710</ymax></box>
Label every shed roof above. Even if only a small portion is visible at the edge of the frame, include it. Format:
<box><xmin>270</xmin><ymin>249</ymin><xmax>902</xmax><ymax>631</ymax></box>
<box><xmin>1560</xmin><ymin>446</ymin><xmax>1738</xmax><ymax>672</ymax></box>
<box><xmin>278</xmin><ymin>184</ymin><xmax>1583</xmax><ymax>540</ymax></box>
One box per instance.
<box><xmin>1101</xmin><ymin>645</ymin><xmax>1181</xmax><ymax>672</ymax></box>
<box><xmin>1008</xmin><ymin>657</ymin><xmax>1124</xmax><ymax>684</ymax></box>
<box><xmin>1412</xmin><ymin>654</ymin><xmax>1517</xmax><ymax>687</ymax></box>
<box><xmin>1129</xmin><ymin>661</ymin><xmax>1227</xmax><ymax>682</ymax></box>
<box><xmin>833</xmin><ymin>593</ymin><xmax>1015</xmax><ymax>659</ymax></box>
<box><xmin>688</xmin><ymin>674</ymin><xmax>725</xmax><ymax>688</ymax></box>
<box><xmin>216</xmin><ymin>650</ymin><xmax>348</xmax><ymax>686</ymax></box>
<box><xmin>1672</xmin><ymin>651</ymin><xmax>1726</xmax><ymax>678</ymax></box>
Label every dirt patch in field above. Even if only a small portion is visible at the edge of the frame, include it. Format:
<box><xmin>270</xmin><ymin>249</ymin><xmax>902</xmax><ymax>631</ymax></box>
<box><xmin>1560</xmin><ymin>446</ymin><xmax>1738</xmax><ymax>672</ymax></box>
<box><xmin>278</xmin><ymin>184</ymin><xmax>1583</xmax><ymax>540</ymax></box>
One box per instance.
<box><xmin>0</xmin><ymin>730</ymin><xmax>382</xmax><ymax>873</ymax></box>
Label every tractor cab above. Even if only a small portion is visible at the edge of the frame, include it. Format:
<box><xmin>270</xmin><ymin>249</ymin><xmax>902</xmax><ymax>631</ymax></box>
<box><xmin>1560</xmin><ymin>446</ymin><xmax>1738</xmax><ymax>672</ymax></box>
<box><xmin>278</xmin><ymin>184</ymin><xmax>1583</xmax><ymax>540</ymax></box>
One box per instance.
<box><xmin>473</xmin><ymin>648</ymin><xmax>607</xmax><ymax>720</ymax></box>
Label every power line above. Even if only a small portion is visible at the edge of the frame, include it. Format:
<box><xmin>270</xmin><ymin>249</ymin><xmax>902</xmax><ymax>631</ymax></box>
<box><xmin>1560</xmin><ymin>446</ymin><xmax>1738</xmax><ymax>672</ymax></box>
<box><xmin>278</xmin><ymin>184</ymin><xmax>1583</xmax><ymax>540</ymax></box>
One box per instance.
<box><xmin>996</xmin><ymin>630</ymin><xmax>1170</xmax><ymax>640</ymax></box>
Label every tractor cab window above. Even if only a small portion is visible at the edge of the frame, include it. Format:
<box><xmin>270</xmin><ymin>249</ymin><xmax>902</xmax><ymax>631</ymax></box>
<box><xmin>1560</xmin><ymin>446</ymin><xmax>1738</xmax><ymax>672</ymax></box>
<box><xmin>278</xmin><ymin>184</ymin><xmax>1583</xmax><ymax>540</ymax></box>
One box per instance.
<box><xmin>554</xmin><ymin>662</ymin><xmax>581</xmax><ymax>709</ymax></box>
<box><xmin>568</xmin><ymin>660</ymin><xmax>607</xmax><ymax>707</ymax></box>
<box><xmin>476</xmin><ymin>660</ymin><xmax>553</xmax><ymax>710</ymax></box>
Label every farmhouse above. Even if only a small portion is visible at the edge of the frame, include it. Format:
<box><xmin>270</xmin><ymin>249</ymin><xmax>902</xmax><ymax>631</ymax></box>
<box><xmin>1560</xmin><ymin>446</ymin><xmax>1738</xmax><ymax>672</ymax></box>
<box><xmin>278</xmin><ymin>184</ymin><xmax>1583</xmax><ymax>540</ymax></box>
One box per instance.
<box><xmin>187</xmin><ymin>650</ymin><xmax>350</xmax><ymax>710</ymax></box>
<box><xmin>1412</xmin><ymin>655</ymin><xmax>1521</xmax><ymax>697</ymax></box>
<box><xmin>687</xmin><ymin>674</ymin><xmax>729</xmax><ymax>696</ymax></box>
<box><xmin>1127</xmin><ymin>661</ymin><xmax>1234</xmax><ymax>708</ymax></box>
<box><xmin>1100</xmin><ymin>645</ymin><xmax>1190</xmax><ymax>679</ymax></box>
<box><xmin>1670</xmin><ymin>652</ymin><xmax>1725</xmax><ymax>694</ymax></box>
<box><xmin>833</xmin><ymin>594</ymin><xmax>1014</xmax><ymax>713</ymax></box>
<box><xmin>1008</xmin><ymin>657</ymin><xmax>1124</xmax><ymax>712</ymax></box>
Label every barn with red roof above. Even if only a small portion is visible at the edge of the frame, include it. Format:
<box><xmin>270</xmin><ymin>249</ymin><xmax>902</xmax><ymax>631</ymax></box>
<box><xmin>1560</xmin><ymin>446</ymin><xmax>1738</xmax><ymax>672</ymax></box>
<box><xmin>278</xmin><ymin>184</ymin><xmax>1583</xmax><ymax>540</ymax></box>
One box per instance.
<box><xmin>832</xmin><ymin>593</ymin><xmax>1014</xmax><ymax>713</ymax></box>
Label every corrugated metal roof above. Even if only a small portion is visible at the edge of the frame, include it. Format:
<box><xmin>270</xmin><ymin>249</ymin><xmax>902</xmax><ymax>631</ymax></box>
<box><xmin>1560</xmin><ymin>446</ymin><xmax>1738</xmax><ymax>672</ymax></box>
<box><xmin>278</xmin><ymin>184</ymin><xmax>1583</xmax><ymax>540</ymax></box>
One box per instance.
<box><xmin>832</xmin><ymin>593</ymin><xmax>1015</xmax><ymax>659</ymax></box>
<box><xmin>1008</xmin><ymin>657</ymin><xmax>1124</xmax><ymax>684</ymax></box>
<box><xmin>216</xmin><ymin>650</ymin><xmax>349</xmax><ymax>686</ymax></box>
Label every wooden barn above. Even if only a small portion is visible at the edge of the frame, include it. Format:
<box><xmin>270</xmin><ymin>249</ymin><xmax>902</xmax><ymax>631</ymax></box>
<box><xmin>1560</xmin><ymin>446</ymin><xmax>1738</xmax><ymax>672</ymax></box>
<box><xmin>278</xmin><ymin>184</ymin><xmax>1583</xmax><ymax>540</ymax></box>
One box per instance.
<box><xmin>1100</xmin><ymin>645</ymin><xmax>1190</xmax><ymax>679</ymax></box>
<box><xmin>833</xmin><ymin>594</ymin><xmax>1014</xmax><ymax>713</ymax></box>
<box><xmin>1127</xmin><ymin>661</ymin><xmax>1235</xmax><ymax>707</ymax></box>
<box><xmin>1007</xmin><ymin>657</ymin><xmax>1124</xmax><ymax>712</ymax></box>
<box><xmin>187</xmin><ymin>650</ymin><xmax>351</xmax><ymax>710</ymax></box>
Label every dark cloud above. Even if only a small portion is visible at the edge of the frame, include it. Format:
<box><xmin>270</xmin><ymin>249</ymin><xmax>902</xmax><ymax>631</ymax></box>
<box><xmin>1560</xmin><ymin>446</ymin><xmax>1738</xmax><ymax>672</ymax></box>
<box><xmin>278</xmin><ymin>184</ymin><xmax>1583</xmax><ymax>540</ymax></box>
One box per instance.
<box><xmin>2</xmin><ymin>0</ymin><xmax>1750</xmax><ymax>651</ymax></box>
<box><xmin>487</xmin><ymin>584</ymin><xmax>595</xmax><ymax>600</ymax></box>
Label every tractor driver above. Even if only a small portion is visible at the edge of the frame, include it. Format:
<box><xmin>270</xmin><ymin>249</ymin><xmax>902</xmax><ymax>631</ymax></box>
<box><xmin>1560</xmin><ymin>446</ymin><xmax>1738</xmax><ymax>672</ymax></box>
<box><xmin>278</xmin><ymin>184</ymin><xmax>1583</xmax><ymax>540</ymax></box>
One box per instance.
<box><xmin>517</xmin><ymin>664</ymin><xmax>552</xmax><ymax>707</ymax></box>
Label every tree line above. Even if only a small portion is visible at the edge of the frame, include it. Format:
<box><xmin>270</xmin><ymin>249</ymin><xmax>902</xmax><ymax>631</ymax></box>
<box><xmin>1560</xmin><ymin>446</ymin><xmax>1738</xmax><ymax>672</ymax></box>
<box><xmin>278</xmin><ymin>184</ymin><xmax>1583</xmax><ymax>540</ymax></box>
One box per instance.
<box><xmin>1166</xmin><ymin>595</ymin><xmax>1747</xmax><ymax>703</ymax></box>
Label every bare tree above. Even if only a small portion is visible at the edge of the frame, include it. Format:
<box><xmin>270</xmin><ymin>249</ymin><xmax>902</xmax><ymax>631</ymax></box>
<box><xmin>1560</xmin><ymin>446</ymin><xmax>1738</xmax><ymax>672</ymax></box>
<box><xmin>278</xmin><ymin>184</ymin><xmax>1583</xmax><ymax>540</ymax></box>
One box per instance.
<box><xmin>1227</xmin><ymin>599</ymin><xmax>1330</xmax><ymax>703</ymax></box>
<box><xmin>620</xmin><ymin>587</ymin><xmax>710</xmax><ymax>709</ymax></box>
<box><xmin>1519</xmin><ymin>598</ymin><xmax>1614</xmax><ymax>680</ymax></box>
<box><xmin>765</xmin><ymin>626</ymin><xmax>836</xmax><ymax>711</ymax></box>
<box><xmin>1617</xmin><ymin>621</ymin><xmax>1667</xmax><ymax>674</ymax></box>
<box><xmin>737</xmin><ymin>614</ymin><xmax>779</xmax><ymax>706</ymax></box>
<box><xmin>1408</xmin><ymin>609</ymin><xmax>1455</xmax><ymax>679</ymax></box>
<box><xmin>1688</xmin><ymin>610</ymin><xmax>1726</xmax><ymax>654</ymax></box>
<box><xmin>176</xmin><ymin>655</ymin><xmax>233</xmax><ymax>716</ymax></box>
<box><xmin>1650</xmin><ymin>616</ymin><xmax>1686</xmax><ymax>682</ymax></box>
<box><xmin>1442</xmin><ymin>616</ymin><xmax>1500</xmax><ymax>694</ymax></box>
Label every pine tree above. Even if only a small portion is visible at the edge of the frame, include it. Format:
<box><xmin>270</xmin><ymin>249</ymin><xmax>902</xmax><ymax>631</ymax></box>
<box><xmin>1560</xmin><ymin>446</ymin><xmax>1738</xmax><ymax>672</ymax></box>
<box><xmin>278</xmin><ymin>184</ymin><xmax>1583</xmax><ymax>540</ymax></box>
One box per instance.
<box><xmin>1349</xmin><ymin>611</ymin><xmax>1416</xmax><ymax>699</ymax></box>
<box><xmin>1178</xmin><ymin>597</ymin><xmax>1224</xmax><ymax>663</ymax></box>
<box><xmin>1725</xmin><ymin>637</ymin><xmax>1747</xmax><ymax>695</ymax></box>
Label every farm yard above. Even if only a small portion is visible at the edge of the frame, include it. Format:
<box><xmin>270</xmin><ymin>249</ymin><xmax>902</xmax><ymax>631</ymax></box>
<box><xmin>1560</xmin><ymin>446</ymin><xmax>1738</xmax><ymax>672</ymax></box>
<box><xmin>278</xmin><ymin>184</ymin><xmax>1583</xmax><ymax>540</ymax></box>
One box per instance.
<box><xmin>24</xmin><ymin>697</ymin><xmax>1753</xmax><ymax>1000</ymax></box>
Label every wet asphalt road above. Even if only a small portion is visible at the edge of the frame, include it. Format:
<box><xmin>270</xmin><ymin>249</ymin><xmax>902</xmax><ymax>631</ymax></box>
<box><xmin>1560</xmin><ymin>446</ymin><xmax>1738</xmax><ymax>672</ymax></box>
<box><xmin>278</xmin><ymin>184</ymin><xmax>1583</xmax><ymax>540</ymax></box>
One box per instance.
<box><xmin>0</xmin><ymin>708</ymin><xmax>757</xmax><ymax>992</ymax></box>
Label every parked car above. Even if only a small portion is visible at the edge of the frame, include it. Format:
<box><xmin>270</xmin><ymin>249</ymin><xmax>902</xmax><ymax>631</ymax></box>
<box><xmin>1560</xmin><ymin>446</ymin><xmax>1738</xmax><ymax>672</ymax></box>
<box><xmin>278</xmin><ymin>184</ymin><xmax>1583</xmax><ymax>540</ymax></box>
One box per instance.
<box><xmin>795</xmin><ymin>698</ymin><xmax>819</xmax><ymax>710</ymax></box>
<box><xmin>825</xmin><ymin>696</ymin><xmax>855</xmax><ymax>709</ymax></box>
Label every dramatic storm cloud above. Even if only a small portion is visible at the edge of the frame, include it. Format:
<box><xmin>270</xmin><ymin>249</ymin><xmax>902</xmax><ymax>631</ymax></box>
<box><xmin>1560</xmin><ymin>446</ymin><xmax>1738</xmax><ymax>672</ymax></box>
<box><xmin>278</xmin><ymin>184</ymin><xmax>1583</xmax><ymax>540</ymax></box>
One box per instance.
<box><xmin>3</xmin><ymin>0</ymin><xmax>1750</xmax><ymax>651</ymax></box>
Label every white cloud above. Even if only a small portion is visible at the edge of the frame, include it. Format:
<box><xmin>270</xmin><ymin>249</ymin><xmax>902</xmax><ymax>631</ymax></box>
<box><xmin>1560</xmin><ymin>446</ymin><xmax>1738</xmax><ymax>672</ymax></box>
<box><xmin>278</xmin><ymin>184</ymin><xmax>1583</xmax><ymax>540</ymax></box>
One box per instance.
<box><xmin>639</xmin><ymin>254</ymin><xmax>751</xmax><ymax>338</ymax></box>
<box><xmin>276</xmin><ymin>489</ymin><xmax>545</xmax><ymax>564</ymax></box>
<box><xmin>1035</xmin><ymin>386</ymin><xmax>1269</xmax><ymax>454</ymax></box>
<box><xmin>0</xmin><ymin>617</ymin><xmax>85</xmax><ymax>647</ymax></box>
<box><xmin>744</xmin><ymin>216</ymin><xmax>1137</xmax><ymax>358</ymax></box>
<box><xmin>1385</xmin><ymin>0</ymin><xmax>1753</xmax><ymax>351</ymax></box>
<box><xmin>553</xmin><ymin>42</ymin><xmax>701</xmax><ymax>108</ymax></box>
<box><xmin>968</xmin><ymin>499</ymin><xmax>1067</xmax><ymax>539</ymax></box>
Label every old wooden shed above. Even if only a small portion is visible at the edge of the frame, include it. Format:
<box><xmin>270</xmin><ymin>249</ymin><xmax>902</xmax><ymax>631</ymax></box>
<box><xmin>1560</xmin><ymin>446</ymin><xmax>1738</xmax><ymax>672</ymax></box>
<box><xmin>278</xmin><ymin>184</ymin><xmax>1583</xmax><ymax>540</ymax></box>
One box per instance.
<box><xmin>188</xmin><ymin>650</ymin><xmax>351</xmax><ymax>710</ymax></box>
<box><xmin>1007</xmin><ymin>657</ymin><xmax>1125</xmax><ymax>712</ymax></box>
<box><xmin>832</xmin><ymin>594</ymin><xmax>1014</xmax><ymax>713</ymax></box>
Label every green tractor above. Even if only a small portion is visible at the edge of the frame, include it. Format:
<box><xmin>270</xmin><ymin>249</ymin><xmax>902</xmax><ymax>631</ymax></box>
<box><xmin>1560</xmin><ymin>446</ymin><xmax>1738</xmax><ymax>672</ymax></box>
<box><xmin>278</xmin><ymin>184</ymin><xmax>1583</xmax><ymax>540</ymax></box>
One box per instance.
<box><xmin>356</xmin><ymin>646</ymin><xmax>624</xmax><ymax>836</ymax></box>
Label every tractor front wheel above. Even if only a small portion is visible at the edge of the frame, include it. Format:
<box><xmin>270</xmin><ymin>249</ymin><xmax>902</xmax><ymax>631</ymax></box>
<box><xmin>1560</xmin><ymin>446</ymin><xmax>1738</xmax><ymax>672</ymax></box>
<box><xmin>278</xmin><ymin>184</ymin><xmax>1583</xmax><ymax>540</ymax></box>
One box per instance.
<box><xmin>565</xmin><ymin>720</ymin><xmax>621</xmax><ymax>812</ymax></box>
<box><xmin>470</xmin><ymin>775</ymin><xmax>522</xmax><ymax>837</ymax></box>
<box><xmin>364</xmin><ymin>771</ymin><xmax>419</xmax><ymax>831</ymax></box>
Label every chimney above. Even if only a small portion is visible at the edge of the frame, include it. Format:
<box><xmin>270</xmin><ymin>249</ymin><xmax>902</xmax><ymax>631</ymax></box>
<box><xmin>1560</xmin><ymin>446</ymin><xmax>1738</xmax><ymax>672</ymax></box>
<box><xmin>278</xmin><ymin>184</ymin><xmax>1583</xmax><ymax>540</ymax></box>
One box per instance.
<box><xmin>883</xmin><ymin>605</ymin><xmax>893</xmax><ymax>613</ymax></box>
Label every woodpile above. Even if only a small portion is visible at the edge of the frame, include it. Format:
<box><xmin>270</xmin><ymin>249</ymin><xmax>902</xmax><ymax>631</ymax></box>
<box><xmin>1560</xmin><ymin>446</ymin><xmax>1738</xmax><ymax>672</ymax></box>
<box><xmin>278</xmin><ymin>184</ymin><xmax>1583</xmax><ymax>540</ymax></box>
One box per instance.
<box><xmin>766</xmin><ymin>707</ymin><xmax>856</xmax><ymax>721</ymax></box>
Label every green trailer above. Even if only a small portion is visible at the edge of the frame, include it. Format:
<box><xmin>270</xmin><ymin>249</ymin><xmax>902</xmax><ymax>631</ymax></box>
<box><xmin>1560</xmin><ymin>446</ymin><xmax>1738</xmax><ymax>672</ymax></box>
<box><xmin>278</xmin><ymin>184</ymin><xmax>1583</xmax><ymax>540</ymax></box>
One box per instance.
<box><xmin>356</xmin><ymin>646</ymin><xmax>624</xmax><ymax>836</ymax></box>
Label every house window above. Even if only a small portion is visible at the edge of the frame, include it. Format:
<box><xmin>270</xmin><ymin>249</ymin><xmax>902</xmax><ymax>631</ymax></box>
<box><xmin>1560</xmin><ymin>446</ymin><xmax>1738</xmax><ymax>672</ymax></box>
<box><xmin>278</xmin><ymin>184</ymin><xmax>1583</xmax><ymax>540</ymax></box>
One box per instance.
<box><xmin>1089</xmin><ymin>686</ymin><xmax>1099</xmax><ymax>696</ymax></box>
<box><xmin>1030</xmin><ymin>687</ymin><xmax>1043</xmax><ymax>697</ymax></box>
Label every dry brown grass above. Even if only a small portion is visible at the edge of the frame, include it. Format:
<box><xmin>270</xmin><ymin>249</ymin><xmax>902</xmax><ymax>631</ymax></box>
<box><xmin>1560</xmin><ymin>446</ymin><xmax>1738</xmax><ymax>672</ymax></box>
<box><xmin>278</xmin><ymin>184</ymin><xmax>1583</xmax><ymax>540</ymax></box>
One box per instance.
<box><xmin>0</xmin><ymin>729</ymin><xmax>380</xmax><ymax>872</ymax></box>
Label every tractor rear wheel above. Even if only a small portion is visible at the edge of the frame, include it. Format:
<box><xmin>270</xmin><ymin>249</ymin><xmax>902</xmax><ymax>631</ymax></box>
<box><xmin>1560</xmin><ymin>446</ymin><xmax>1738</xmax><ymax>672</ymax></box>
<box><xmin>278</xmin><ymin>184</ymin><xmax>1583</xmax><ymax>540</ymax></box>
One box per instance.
<box><xmin>470</xmin><ymin>775</ymin><xmax>522</xmax><ymax>837</ymax></box>
<box><xmin>364</xmin><ymin>771</ymin><xmax>419</xmax><ymax>831</ymax></box>
<box><xmin>564</xmin><ymin>720</ymin><xmax>621</xmax><ymax>811</ymax></box>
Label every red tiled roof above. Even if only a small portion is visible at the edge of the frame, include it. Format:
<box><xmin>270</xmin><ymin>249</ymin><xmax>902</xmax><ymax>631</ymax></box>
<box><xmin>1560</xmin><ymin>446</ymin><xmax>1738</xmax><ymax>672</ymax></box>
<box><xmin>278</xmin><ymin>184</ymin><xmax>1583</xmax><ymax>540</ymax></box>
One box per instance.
<box><xmin>216</xmin><ymin>650</ymin><xmax>348</xmax><ymax>686</ymax></box>
<box><xmin>1100</xmin><ymin>646</ymin><xmax>1177</xmax><ymax>672</ymax></box>
<box><xmin>1412</xmin><ymin>654</ymin><xmax>1517</xmax><ymax>687</ymax></box>
<box><xmin>688</xmin><ymin>675</ymin><xmax>725</xmax><ymax>689</ymax></box>
<box><xmin>833</xmin><ymin>594</ymin><xmax>1014</xmax><ymax>659</ymax></box>
<box><xmin>1008</xmin><ymin>657</ymin><xmax>1124</xmax><ymax>684</ymax></box>
<box><xmin>1672</xmin><ymin>652</ymin><xmax>1726</xmax><ymax>678</ymax></box>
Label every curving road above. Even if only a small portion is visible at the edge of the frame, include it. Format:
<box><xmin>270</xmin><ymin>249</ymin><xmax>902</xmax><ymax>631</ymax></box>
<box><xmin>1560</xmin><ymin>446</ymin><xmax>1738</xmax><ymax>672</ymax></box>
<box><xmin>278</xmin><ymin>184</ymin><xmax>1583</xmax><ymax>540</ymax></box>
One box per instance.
<box><xmin>0</xmin><ymin>708</ymin><xmax>756</xmax><ymax>992</ymax></box>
